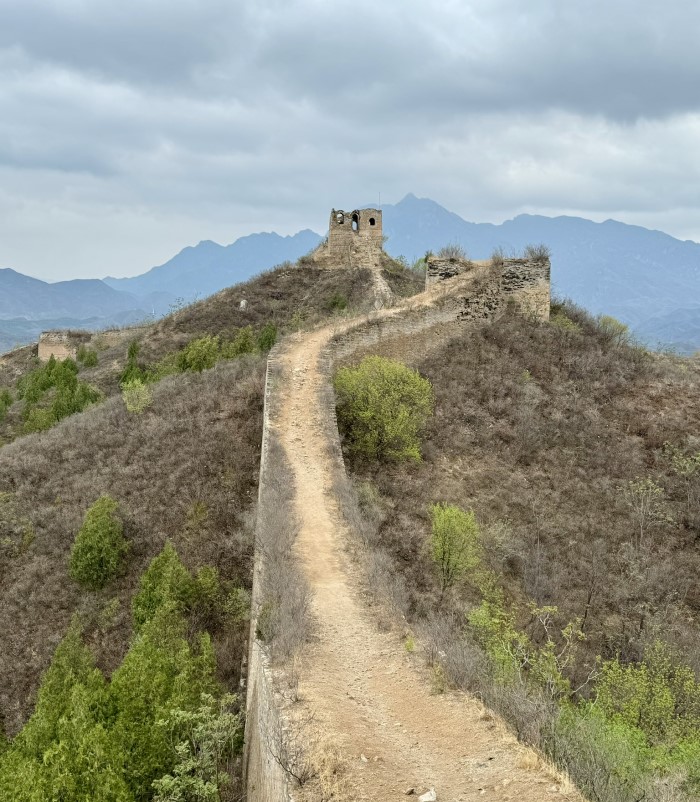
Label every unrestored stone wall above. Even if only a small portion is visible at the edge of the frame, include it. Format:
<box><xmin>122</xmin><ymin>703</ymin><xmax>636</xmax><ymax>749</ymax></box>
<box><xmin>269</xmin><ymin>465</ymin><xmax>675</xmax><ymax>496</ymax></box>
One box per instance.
<box><xmin>426</xmin><ymin>255</ymin><xmax>550</xmax><ymax>322</ymax></box>
<box><xmin>243</xmin><ymin>349</ymin><xmax>293</xmax><ymax>802</ymax></box>
<box><xmin>37</xmin><ymin>324</ymin><xmax>152</xmax><ymax>362</ymax></box>
<box><xmin>37</xmin><ymin>331</ymin><xmax>81</xmax><ymax>361</ymax></box>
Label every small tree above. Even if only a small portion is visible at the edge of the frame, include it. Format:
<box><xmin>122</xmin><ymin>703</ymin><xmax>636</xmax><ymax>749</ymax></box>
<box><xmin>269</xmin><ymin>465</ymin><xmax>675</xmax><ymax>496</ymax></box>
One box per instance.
<box><xmin>152</xmin><ymin>693</ymin><xmax>242</xmax><ymax>802</ymax></box>
<box><xmin>256</xmin><ymin>322</ymin><xmax>277</xmax><ymax>353</ymax></box>
<box><xmin>122</xmin><ymin>379</ymin><xmax>153</xmax><ymax>414</ymax></box>
<box><xmin>430</xmin><ymin>503</ymin><xmax>481</xmax><ymax>596</ymax></box>
<box><xmin>334</xmin><ymin>356</ymin><xmax>434</xmax><ymax>461</ymax></box>
<box><xmin>69</xmin><ymin>496</ymin><xmax>128</xmax><ymax>590</ymax></box>
<box><xmin>178</xmin><ymin>337</ymin><xmax>220</xmax><ymax>373</ymax></box>
<box><xmin>597</xmin><ymin>314</ymin><xmax>630</xmax><ymax>347</ymax></box>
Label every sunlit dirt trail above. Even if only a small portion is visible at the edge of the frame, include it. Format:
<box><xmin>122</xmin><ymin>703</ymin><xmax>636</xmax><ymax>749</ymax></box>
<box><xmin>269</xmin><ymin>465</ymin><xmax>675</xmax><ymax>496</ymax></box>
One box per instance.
<box><xmin>272</xmin><ymin>285</ymin><xmax>583</xmax><ymax>801</ymax></box>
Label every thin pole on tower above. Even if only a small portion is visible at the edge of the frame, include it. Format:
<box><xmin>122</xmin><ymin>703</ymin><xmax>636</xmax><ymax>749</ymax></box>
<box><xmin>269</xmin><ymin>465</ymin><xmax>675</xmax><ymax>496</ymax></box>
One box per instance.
<box><xmin>378</xmin><ymin>191</ymin><xmax>381</xmax><ymax>209</ymax></box>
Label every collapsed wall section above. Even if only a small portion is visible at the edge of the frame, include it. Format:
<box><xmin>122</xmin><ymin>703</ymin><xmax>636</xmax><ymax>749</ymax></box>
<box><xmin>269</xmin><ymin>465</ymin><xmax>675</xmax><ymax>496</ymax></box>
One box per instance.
<box><xmin>426</xmin><ymin>255</ymin><xmax>551</xmax><ymax>322</ymax></box>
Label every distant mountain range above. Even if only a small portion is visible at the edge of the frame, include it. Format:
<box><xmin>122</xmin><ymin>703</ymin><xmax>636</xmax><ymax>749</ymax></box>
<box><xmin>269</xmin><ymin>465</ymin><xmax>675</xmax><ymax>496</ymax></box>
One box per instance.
<box><xmin>2</xmin><ymin>195</ymin><xmax>700</xmax><ymax>353</ymax></box>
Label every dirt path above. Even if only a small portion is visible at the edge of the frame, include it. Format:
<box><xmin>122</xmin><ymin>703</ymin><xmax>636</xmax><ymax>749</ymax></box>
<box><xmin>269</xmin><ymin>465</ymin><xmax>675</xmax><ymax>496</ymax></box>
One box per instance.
<box><xmin>273</xmin><ymin>299</ymin><xmax>582</xmax><ymax>801</ymax></box>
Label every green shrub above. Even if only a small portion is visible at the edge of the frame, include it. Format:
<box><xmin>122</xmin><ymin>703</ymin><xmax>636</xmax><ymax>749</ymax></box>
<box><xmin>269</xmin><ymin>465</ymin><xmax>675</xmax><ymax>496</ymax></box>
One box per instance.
<box><xmin>18</xmin><ymin>358</ymin><xmax>100</xmax><ymax>433</ymax></box>
<box><xmin>121</xmin><ymin>379</ymin><xmax>153</xmax><ymax>414</ymax></box>
<box><xmin>256</xmin><ymin>322</ymin><xmax>277</xmax><ymax>353</ymax></box>
<box><xmin>0</xmin><ymin>389</ymin><xmax>12</xmax><ymax>422</ymax></box>
<box><xmin>327</xmin><ymin>292</ymin><xmax>348</xmax><ymax>312</ymax></box>
<box><xmin>597</xmin><ymin>314</ymin><xmax>631</xmax><ymax>347</ymax></box>
<box><xmin>76</xmin><ymin>344</ymin><xmax>98</xmax><ymax>367</ymax></box>
<box><xmin>334</xmin><ymin>356</ymin><xmax>434</xmax><ymax>461</ymax></box>
<box><xmin>430</xmin><ymin>503</ymin><xmax>482</xmax><ymax>594</ymax></box>
<box><xmin>220</xmin><ymin>326</ymin><xmax>255</xmax><ymax>359</ymax></box>
<box><xmin>177</xmin><ymin>336</ymin><xmax>220</xmax><ymax>373</ymax></box>
<box><xmin>132</xmin><ymin>542</ymin><xmax>196</xmax><ymax>630</ymax></box>
<box><xmin>69</xmin><ymin>496</ymin><xmax>128</xmax><ymax>590</ymax></box>
<box><xmin>120</xmin><ymin>340</ymin><xmax>146</xmax><ymax>385</ymax></box>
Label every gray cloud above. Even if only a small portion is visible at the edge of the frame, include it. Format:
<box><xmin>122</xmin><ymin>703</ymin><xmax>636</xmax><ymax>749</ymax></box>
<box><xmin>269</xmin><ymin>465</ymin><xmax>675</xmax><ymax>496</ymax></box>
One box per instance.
<box><xmin>0</xmin><ymin>0</ymin><xmax>699</xmax><ymax>279</ymax></box>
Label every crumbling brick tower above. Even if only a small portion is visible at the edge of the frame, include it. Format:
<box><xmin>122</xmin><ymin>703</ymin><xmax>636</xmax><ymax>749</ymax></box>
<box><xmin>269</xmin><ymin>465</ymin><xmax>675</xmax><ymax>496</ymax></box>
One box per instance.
<box><xmin>327</xmin><ymin>208</ymin><xmax>383</xmax><ymax>267</ymax></box>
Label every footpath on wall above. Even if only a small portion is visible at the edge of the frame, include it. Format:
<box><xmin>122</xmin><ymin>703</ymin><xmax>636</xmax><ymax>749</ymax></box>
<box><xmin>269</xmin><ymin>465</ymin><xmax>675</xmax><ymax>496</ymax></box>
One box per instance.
<box><xmin>245</xmin><ymin>267</ymin><xmax>580</xmax><ymax>802</ymax></box>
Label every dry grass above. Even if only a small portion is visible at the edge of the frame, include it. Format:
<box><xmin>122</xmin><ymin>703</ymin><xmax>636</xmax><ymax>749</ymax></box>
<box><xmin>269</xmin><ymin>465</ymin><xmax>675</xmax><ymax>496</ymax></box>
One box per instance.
<box><xmin>344</xmin><ymin>303</ymin><xmax>700</xmax><ymax>684</ymax></box>
<box><xmin>0</xmin><ymin>260</ymin><xmax>372</xmax><ymax>735</ymax></box>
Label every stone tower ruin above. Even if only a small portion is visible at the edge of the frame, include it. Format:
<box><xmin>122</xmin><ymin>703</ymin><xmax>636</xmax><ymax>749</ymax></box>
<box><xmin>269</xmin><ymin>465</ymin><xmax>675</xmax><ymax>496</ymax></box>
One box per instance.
<box><xmin>326</xmin><ymin>207</ymin><xmax>383</xmax><ymax>267</ymax></box>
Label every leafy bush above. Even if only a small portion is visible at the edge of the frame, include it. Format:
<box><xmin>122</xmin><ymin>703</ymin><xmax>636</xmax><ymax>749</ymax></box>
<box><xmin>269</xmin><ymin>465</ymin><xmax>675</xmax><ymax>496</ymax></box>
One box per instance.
<box><xmin>220</xmin><ymin>326</ymin><xmax>255</xmax><ymax>359</ymax></box>
<box><xmin>120</xmin><ymin>340</ymin><xmax>146</xmax><ymax>385</ymax></box>
<box><xmin>256</xmin><ymin>322</ymin><xmax>277</xmax><ymax>353</ymax></box>
<box><xmin>0</xmin><ymin>389</ymin><xmax>12</xmax><ymax>422</ymax></box>
<box><xmin>177</xmin><ymin>336</ymin><xmax>220</xmax><ymax>373</ymax></box>
<box><xmin>121</xmin><ymin>379</ymin><xmax>153</xmax><ymax>414</ymax></box>
<box><xmin>597</xmin><ymin>314</ymin><xmax>631</xmax><ymax>347</ymax></box>
<box><xmin>132</xmin><ymin>541</ymin><xmax>196</xmax><ymax>630</ymax></box>
<box><xmin>69</xmin><ymin>496</ymin><xmax>128</xmax><ymax>590</ymax></box>
<box><xmin>76</xmin><ymin>344</ymin><xmax>98</xmax><ymax>367</ymax></box>
<box><xmin>18</xmin><ymin>357</ymin><xmax>101</xmax><ymax>433</ymax></box>
<box><xmin>334</xmin><ymin>356</ymin><xmax>434</xmax><ymax>461</ymax></box>
<box><xmin>430</xmin><ymin>503</ymin><xmax>482</xmax><ymax>594</ymax></box>
<box><xmin>327</xmin><ymin>293</ymin><xmax>348</xmax><ymax>312</ymax></box>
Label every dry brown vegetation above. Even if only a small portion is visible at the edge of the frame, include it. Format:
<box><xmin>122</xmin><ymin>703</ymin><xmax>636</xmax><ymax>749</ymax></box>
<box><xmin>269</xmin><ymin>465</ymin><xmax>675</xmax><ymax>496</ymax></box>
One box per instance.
<box><xmin>347</xmin><ymin>302</ymin><xmax>700</xmax><ymax>681</ymax></box>
<box><xmin>0</xmin><ymin>260</ymin><xmax>389</xmax><ymax>738</ymax></box>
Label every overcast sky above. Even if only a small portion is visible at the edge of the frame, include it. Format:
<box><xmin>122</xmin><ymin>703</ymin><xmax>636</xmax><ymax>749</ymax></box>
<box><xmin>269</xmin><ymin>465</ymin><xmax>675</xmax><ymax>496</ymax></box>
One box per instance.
<box><xmin>1</xmin><ymin>0</ymin><xmax>699</xmax><ymax>281</ymax></box>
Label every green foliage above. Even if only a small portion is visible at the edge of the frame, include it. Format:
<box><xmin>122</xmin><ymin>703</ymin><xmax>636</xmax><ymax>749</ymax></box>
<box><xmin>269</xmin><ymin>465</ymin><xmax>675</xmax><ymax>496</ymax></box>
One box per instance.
<box><xmin>597</xmin><ymin>642</ymin><xmax>700</xmax><ymax>745</ymax></box>
<box><xmin>429</xmin><ymin>503</ymin><xmax>482</xmax><ymax>594</ymax></box>
<box><xmin>334</xmin><ymin>356</ymin><xmax>434</xmax><ymax>461</ymax></box>
<box><xmin>69</xmin><ymin>496</ymin><xmax>128</xmax><ymax>591</ymax></box>
<box><xmin>177</xmin><ymin>336</ymin><xmax>220</xmax><ymax>373</ymax></box>
<box><xmin>256</xmin><ymin>322</ymin><xmax>277</xmax><ymax>353</ymax></box>
<box><xmin>597</xmin><ymin>314</ymin><xmax>631</xmax><ymax>347</ymax></box>
<box><xmin>549</xmin><ymin>311</ymin><xmax>582</xmax><ymax>333</ymax></box>
<box><xmin>219</xmin><ymin>326</ymin><xmax>255</xmax><ymax>359</ymax></box>
<box><xmin>76</xmin><ymin>344</ymin><xmax>98</xmax><ymax>367</ymax></box>
<box><xmin>0</xmin><ymin>599</ymin><xmax>228</xmax><ymax>801</ymax></box>
<box><xmin>122</xmin><ymin>379</ymin><xmax>153</xmax><ymax>414</ymax></box>
<box><xmin>121</xmin><ymin>341</ymin><xmax>147</xmax><ymax>385</ymax></box>
<box><xmin>0</xmin><ymin>388</ymin><xmax>12</xmax><ymax>422</ymax></box>
<box><xmin>132</xmin><ymin>542</ymin><xmax>196</xmax><ymax>631</ymax></box>
<box><xmin>327</xmin><ymin>292</ymin><xmax>348</xmax><ymax>312</ymax></box>
<box><xmin>152</xmin><ymin>694</ymin><xmax>242</xmax><ymax>802</ymax></box>
<box><xmin>109</xmin><ymin>607</ymin><xmax>219</xmax><ymax>798</ymax></box>
<box><xmin>133</xmin><ymin>542</ymin><xmax>249</xmax><ymax>634</ymax></box>
<box><xmin>17</xmin><ymin>357</ymin><xmax>100</xmax><ymax>433</ymax></box>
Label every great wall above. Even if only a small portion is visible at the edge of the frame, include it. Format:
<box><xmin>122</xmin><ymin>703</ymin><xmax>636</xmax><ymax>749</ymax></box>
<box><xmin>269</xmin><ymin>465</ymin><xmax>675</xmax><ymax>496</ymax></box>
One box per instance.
<box><xmin>243</xmin><ymin>209</ymin><xmax>579</xmax><ymax>801</ymax></box>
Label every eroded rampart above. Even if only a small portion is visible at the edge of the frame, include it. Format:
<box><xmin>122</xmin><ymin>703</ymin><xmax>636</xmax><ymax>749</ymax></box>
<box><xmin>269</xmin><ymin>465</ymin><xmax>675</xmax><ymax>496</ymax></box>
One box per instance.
<box><xmin>243</xmin><ymin>261</ymin><xmax>555</xmax><ymax>800</ymax></box>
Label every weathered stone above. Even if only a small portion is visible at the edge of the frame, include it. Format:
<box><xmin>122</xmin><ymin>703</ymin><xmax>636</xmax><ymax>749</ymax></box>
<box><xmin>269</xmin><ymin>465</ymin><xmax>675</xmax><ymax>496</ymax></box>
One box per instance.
<box><xmin>418</xmin><ymin>789</ymin><xmax>437</xmax><ymax>802</ymax></box>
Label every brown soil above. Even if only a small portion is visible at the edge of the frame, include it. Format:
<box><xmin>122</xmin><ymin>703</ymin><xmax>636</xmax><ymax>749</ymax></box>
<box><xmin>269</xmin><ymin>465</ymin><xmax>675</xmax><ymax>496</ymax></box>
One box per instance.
<box><xmin>273</xmin><ymin>284</ymin><xmax>584</xmax><ymax>801</ymax></box>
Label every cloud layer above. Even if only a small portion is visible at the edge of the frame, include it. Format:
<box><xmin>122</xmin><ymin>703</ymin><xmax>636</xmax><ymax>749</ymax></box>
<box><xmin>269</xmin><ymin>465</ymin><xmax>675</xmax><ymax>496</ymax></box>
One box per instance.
<box><xmin>1</xmin><ymin>0</ymin><xmax>699</xmax><ymax>279</ymax></box>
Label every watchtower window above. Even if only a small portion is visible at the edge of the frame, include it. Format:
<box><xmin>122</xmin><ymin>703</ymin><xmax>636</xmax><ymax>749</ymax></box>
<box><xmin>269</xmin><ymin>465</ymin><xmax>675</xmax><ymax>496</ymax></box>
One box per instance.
<box><xmin>352</xmin><ymin>213</ymin><xmax>359</xmax><ymax>232</ymax></box>
<box><xmin>369</xmin><ymin>217</ymin><xmax>376</xmax><ymax>226</ymax></box>
<box><xmin>336</xmin><ymin>212</ymin><xmax>344</xmax><ymax>224</ymax></box>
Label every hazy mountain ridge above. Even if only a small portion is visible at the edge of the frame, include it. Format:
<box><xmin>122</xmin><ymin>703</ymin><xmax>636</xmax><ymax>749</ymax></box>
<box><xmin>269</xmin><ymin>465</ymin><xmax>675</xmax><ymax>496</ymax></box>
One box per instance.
<box><xmin>3</xmin><ymin>196</ymin><xmax>700</xmax><ymax>352</ymax></box>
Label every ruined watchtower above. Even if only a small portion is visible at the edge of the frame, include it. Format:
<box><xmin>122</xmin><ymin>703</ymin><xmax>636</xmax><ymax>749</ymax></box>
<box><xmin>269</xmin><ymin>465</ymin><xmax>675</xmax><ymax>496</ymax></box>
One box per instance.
<box><xmin>327</xmin><ymin>208</ymin><xmax>383</xmax><ymax>267</ymax></box>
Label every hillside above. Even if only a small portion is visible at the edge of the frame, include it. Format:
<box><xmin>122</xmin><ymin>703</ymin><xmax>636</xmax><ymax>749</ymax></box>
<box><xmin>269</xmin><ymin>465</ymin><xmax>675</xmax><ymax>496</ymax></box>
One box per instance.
<box><xmin>337</xmin><ymin>302</ymin><xmax>700</xmax><ymax>800</ymax></box>
<box><xmin>0</xmin><ymin>260</ymin><xmax>414</xmax><ymax>802</ymax></box>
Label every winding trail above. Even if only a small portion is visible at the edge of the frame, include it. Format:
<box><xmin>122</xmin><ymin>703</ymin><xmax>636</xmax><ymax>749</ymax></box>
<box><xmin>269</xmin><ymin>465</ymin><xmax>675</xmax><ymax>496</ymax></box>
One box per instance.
<box><xmin>271</xmin><ymin>284</ymin><xmax>583</xmax><ymax>802</ymax></box>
